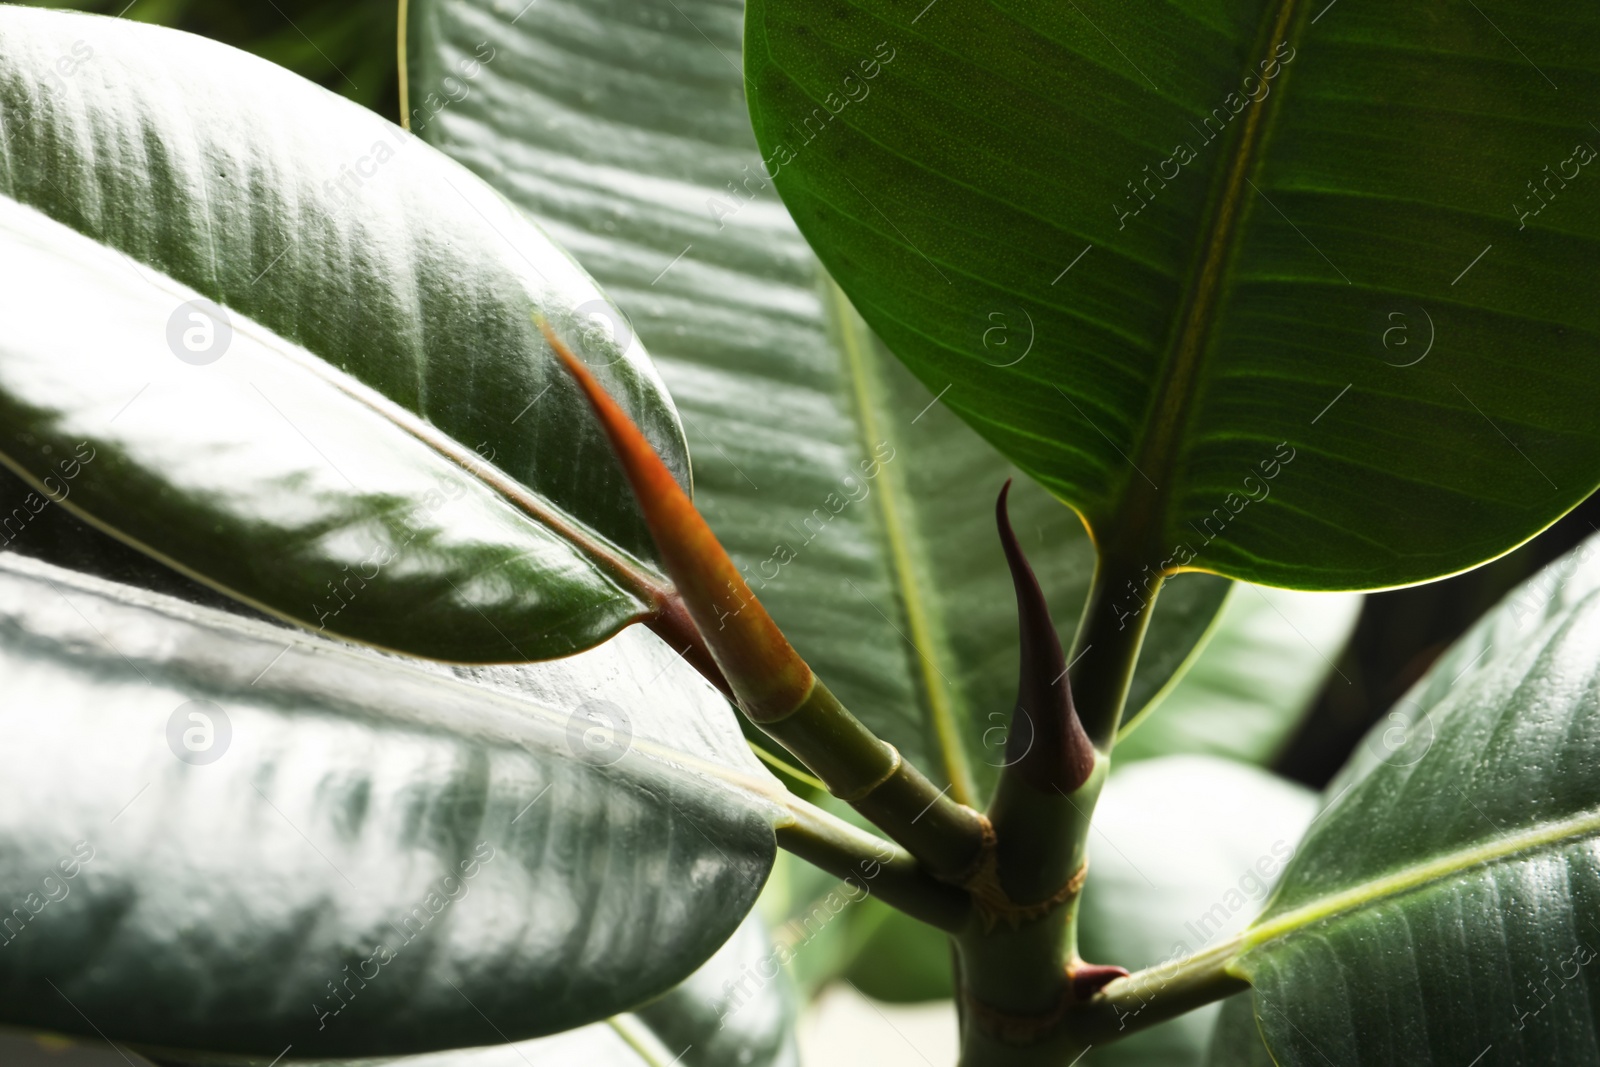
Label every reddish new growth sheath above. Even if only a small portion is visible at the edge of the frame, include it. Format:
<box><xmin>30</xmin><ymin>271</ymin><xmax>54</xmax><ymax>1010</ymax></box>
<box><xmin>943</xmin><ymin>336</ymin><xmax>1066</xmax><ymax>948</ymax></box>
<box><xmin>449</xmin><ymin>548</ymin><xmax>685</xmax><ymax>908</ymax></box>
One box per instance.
<box><xmin>996</xmin><ymin>480</ymin><xmax>1095</xmax><ymax>794</ymax></box>
<box><xmin>541</xmin><ymin>320</ymin><xmax>813</xmax><ymax>721</ymax></box>
<box><xmin>1070</xmin><ymin>962</ymin><xmax>1131</xmax><ymax>1001</ymax></box>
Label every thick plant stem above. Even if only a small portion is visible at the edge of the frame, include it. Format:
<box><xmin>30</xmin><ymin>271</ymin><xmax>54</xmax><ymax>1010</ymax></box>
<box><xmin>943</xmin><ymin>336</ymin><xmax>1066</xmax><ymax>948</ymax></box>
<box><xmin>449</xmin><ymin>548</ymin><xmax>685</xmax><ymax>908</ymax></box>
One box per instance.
<box><xmin>775</xmin><ymin>794</ymin><xmax>971</xmax><ymax>932</ymax></box>
<box><xmin>544</xmin><ymin>320</ymin><xmax>986</xmax><ymax>883</ymax></box>
<box><xmin>955</xmin><ymin>552</ymin><xmax>1163</xmax><ymax>1063</ymax></box>
<box><xmin>955</xmin><ymin>918</ymin><xmax>1249</xmax><ymax>1060</ymax></box>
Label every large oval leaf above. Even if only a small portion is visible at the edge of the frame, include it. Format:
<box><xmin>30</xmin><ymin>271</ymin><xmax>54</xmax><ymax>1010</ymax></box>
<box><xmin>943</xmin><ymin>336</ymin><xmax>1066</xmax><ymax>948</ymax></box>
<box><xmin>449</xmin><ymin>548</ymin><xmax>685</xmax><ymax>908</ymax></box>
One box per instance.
<box><xmin>744</xmin><ymin>0</ymin><xmax>1600</xmax><ymax>589</ymax></box>
<box><xmin>406</xmin><ymin>0</ymin><xmax>1228</xmax><ymax>802</ymax></box>
<box><xmin>0</xmin><ymin>5</ymin><xmax>687</xmax><ymax>661</ymax></box>
<box><xmin>1219</xmin><ymin>531</ymin><xmax>1600</xmax><ymax>1064</ymax></box>
<box><xmin>142</xmin><ymin>912</ymin><xmax>800</xmax><ymax>1067</ymax></box>
<box><xmin>0</xmin><ymin>551</ymin><xmax>778</xmax><ymax>1058</ymax></box>
<box><xmin>0</xmin><ymin>191</ymin><xmax>658</xmax><ymax>663</ymax></box>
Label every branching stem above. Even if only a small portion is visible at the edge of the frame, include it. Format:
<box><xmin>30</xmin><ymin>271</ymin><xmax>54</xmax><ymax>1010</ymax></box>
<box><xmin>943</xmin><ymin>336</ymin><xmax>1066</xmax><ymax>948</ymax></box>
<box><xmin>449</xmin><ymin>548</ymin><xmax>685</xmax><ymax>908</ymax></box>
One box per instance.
<box><xmin>954</xmin><ymin>552</ymin><xmax>1165</xmax><ymax>1062</ymax></box>
<box><xmin>1066</xmin><ymin>939</ymin><xmax>1248</xmax><ymax>1045</ymax></box>
<box><xmin>773</xmin><ymin>790</ymin><xmax>971</xmax><ymax>932</ymax></box>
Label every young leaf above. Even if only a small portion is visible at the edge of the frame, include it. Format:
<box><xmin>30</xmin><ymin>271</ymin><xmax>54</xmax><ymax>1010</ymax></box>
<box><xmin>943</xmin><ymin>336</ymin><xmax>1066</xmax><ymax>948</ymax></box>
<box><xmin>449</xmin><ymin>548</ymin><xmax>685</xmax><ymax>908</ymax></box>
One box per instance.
<box><xmin>1219</xmin><ymin>532</ymin><xmax>1600</xmax><ymax>1064</ymax></box>
<box><xmin>0</xmin><ymin>6</ymin><xmax>687</xmax><ymax>661</ymax></box>
<box><xmin>405</xmin><ymin>0</ymin><xmax>1229</xmax><ymax>802</ymax></box>
<box><xmin>0</xmin><ymin>553</ymin><xmax>779</xmax><ymax>1058</ymax></box>
<box><xmin>744</xmin><ymin>0</ymin><xmax>1600</xmax><ymax>590</ymax></box>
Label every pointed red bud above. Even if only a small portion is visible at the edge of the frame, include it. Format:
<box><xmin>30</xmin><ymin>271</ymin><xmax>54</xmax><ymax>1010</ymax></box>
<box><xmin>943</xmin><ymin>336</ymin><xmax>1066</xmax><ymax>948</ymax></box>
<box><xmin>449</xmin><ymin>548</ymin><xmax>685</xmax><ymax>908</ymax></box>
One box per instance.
<box><xmin>996</xmin><ymin>480</ymin><xmax>1095</xmax><ymax>794</ymax></box>
<box><xmin>541</xmin><ymin>320</ymin><xmax>813</xmax><ymax>720</ymax></box>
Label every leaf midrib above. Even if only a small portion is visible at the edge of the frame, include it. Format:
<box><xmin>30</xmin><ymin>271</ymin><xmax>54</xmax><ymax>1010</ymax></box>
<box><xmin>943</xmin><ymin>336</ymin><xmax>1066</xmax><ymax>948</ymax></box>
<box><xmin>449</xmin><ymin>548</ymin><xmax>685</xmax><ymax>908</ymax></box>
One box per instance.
<box><xmin>1232</xmin><ymin>803</ymin><xmax>1600</xmax><ymax>964</ymax></box>
<box><xmin>828</xmin><ymin>279</ymin><xmax>978</xmax><ymax>805</ymax></box>
<box><xmin>1113</xmin><ymin>0</ymin><xmax>1306</xmax><ymax>550</ymax></box>
<box><xmin>0</xmin><ymin>551</ymin><xmax>785</xmax><ymax>816</ymax></box>
<box><xmin>275</xmin><ymin>329</ymin><xmax>666</xmax><ymax>601</ymax></box>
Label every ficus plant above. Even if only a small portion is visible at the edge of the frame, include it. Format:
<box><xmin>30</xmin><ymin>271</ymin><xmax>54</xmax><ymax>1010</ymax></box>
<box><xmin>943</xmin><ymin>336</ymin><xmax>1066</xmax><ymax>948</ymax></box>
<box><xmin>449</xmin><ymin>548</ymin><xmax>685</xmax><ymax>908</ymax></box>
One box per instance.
<box><xmin>0</xmin><ymin>0</ymin><xmax>1597</xmax><ymax>1065</ymax></box>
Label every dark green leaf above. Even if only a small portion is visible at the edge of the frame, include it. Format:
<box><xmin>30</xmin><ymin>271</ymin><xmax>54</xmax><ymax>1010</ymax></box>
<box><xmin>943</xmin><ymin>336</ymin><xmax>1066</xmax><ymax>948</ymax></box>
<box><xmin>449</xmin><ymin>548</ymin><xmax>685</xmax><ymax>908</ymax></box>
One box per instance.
<box><xmin>1222</xmin><ymin>532</ymin><xmax>1600</xmax><ymax>1065</ymax></box>
<box><xmin>0</xmin><ymin>552</ymin><xmax>778</xmax><ymax>1058</ymax></box>
<box><xmin>745</xmin><ymin>0</ymin><xmax>1600</xmax><ymax>589</ymax></box>
<box><xmin>0</xmin><ymin>6</ymin><xmax>687</xmax><ymax>661</ymax></box>
<box><xmin>144</xmin><ymin>913</ymin><xmax>800</xmax><ymax>1067</ymax></box>
<box><xmin>406</xmin><ymin>0</ymin><xmax>1227</xmax><ymax>803</ymax></box>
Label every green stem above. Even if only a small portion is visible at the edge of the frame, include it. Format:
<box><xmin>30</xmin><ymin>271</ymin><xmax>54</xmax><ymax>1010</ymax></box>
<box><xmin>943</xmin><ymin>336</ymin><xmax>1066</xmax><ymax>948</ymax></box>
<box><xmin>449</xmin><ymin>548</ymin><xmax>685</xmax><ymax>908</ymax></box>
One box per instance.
<box><xmin>954</xmin><ymin>552</ymin><xmax>1163</xmax><ymax>1061</ymax></box>
<box><xmin>607</xmin><ymin>1014</ymin><xmax>678</xmax><ymax>1065</ymax></box>
<box><xmin>774</xmin><ymin>787</ymin><xmax>971</xmax><ymax>932</ymax></box>
<box><xmin>763</xmin><ymin>679</ymin><xmax>988</xmax><ymax>885</ymax></box>
<box><xmin>1065</xmin><ymin>940</ymin><xmax>1248</xmax><ymax>1046</ymax></box>
<box><xmin>951</xmin><ymin>941</ymin><xmax>1246</xmax><ymax>1067</ymax></box>
<box><xmin>1071</xmin><ymin>550</ymin><xmax>1162</xmax><ymax>752</ymax></box>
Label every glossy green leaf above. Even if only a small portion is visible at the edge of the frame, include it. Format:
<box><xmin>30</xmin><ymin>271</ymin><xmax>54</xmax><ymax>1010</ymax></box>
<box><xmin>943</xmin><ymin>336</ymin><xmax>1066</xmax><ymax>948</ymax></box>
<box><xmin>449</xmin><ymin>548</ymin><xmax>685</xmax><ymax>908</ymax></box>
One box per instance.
<box><xmin>1217</xmin><ymin>531</ymin><xmax>1600</xmax><ymax>1065</ymax></box>
<box><xmin>0</xmin><ymin>551</ymin><xmax>779</xmax><ymax>1059</ymax></box>
<box><xmin>0</xmin><ymin>5</ymin><xmax>688</xmax><ymax>662</ymax></box>
<box><xmin>1078</xmin><ymin>756</ymin><xmax>1316</xmax><ymax>1067</ymax></box>
<box><xmin>745</xmin><ymin>0</ymin><xmax>1600</xmax><ymax>590</ymax></box>
<box><xmin>1117</xmin><ymin>585</ymin><xmax>1363</xmax><ymax>766</ymax></box>
<box><xmin>0</xmin><ymin>190</ymin><xmax>660</xmax><ymax>663</ymax></box>
<box><xmin>406</xmin><ymin>0</ymin><xmax>1227</xmax><ymax>804</ymax></box>
<box><xmin>144</xmin><ymin>913</ymin><xmax>800</xmax><ymax>1067</ymax></box>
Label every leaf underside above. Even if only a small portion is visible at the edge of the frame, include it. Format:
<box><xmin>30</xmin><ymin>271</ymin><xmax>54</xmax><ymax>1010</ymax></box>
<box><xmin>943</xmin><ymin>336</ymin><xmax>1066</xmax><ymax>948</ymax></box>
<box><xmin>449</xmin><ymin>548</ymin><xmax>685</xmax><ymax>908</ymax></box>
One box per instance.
<box><xmin>143</xmin><ymin>912</ymin><xmax>800</xmax><ymax>1067</ymax></box>
<box><xmin>745</xmin><ymin>0</ymin><xmax>1600</xmax><ymax>590</ymax></box>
